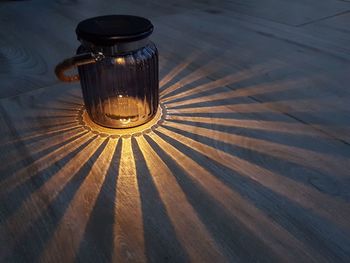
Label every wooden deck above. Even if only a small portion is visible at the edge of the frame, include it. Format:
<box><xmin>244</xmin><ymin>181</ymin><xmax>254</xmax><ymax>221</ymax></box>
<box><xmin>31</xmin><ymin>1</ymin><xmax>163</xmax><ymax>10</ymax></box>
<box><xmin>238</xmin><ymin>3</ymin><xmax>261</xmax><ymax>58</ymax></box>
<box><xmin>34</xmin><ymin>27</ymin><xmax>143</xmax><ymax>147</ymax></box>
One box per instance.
<box><xmin>0</xmin><ymin>0</ymin><xmax>350</xmax><ymax>262</ymax></box>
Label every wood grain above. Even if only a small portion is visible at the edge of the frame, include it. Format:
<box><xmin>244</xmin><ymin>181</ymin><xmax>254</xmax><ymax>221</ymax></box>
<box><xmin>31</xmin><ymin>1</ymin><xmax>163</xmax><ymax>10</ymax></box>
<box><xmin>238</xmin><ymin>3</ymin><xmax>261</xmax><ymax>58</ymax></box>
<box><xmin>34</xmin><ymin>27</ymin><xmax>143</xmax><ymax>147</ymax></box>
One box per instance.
<box><xmin>1</xmin><ymin>0</ymin><xmax>350</xmax><ymax>262</ymax></box>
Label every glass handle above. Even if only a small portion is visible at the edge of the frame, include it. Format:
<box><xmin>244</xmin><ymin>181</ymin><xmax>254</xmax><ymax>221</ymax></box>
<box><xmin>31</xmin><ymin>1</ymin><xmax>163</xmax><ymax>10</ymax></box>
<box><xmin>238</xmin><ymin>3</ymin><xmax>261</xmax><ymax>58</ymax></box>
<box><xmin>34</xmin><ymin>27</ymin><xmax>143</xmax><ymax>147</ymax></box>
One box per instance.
<box><xmin>55</xmin><ymin>52</ymin><xmax>105</xmax><ymax>82</ymax></box>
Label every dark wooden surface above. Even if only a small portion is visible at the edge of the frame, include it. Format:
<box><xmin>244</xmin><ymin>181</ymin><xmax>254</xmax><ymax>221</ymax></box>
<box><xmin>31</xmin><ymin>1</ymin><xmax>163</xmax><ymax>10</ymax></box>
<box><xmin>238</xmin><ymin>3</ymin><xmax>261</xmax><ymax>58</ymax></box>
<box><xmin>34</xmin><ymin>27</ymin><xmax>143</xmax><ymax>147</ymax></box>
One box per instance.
<box><xmin>1</xmin><ymin>0</ymin><xmax>350</xmax><ymax>262</ymax></box>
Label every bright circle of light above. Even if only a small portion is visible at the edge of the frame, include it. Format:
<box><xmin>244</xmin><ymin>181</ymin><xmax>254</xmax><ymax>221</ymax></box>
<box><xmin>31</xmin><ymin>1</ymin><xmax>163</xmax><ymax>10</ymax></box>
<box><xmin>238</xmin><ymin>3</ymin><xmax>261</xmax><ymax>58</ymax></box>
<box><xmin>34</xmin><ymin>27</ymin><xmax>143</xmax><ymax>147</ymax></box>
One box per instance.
<box><xmin>78</xmin><ymin>103</ymin><xmax>166</xmax><ymax>139</ymax></box>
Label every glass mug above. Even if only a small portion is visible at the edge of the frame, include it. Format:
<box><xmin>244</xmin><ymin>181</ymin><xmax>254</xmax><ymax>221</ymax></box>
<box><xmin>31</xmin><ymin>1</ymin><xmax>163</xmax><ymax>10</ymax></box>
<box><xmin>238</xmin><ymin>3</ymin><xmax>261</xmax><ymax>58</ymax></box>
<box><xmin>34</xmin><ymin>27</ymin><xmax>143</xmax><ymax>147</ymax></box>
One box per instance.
<box><xmin>55</xmin><ymin>15</ymin><xmax>159</xmax><ymax>129</ymax></box>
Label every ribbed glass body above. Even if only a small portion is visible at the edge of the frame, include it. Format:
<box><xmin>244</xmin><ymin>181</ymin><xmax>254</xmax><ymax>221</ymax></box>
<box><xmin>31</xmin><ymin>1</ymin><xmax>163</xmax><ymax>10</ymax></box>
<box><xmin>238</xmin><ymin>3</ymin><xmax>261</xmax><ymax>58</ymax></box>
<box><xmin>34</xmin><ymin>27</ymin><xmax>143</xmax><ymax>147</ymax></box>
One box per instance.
<box><xmin>77</xmin><ymin>42</ymin><xmax>158</xmax><ymax>128</ymax></box>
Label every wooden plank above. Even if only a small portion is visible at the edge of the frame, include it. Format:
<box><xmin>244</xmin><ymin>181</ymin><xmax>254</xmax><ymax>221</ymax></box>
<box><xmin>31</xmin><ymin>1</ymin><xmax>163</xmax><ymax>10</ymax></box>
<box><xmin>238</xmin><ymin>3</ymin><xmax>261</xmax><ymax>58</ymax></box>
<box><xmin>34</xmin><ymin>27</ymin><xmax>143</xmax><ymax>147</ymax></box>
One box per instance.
<box><xmin>149</xmin><ymin>11</ymin><xmax>350</xmax><ymax>142</ymax></box>
<box><xmin>168</xmin><ymin>0</ymin><xmax>350</xmax><ymax>26</ymax></box>
<box><xmin>1</xmin><ymin>0</ymin><xmax>350</xmax><ymax>262</ymax></box>
<box><xmin>300</xmin><ymin>11</ymin><xmax>350</xmax><ymax>45</ymax></box>
<box><xmin>0</xmin><ymin>56</ymin><xmax>350</xmax><ymax>262</ymax></box>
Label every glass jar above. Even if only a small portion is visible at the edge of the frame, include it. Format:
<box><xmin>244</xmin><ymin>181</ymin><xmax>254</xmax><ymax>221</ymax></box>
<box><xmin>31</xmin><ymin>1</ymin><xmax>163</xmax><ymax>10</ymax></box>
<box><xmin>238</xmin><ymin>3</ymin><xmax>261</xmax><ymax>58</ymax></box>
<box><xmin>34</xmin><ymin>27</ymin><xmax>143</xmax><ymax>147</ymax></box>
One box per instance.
<box><xmin>55</xmin><ymin>15</ymin><xmax>159</xmax><ymax>129</ymax></box>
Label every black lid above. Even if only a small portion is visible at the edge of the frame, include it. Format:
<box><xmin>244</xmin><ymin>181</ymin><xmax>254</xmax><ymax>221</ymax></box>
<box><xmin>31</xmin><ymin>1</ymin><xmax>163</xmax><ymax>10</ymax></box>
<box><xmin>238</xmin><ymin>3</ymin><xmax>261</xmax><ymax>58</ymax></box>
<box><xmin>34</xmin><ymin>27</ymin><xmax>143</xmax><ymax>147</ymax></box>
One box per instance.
<box><xmin>76</xmin><ymin>15</ymin><xmax>154</xmax><ymax>45</ymax></box>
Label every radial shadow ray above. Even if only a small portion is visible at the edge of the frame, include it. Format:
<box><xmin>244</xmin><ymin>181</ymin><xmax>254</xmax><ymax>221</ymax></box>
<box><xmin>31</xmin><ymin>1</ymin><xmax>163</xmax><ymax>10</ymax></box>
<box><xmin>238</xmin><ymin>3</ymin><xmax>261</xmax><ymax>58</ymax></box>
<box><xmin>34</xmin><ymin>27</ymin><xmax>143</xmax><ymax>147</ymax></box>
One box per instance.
<box><xmin>144</xmin><ymin>132</ymin><xmax>297</xmax><ymax>262</ymax></box>
<box><xmin>26</xmin><ymin>114</ymin><xmax>78</xmax><ymax>121</ymax></box>
<box><xmin>166</xmin><ymin>98</ymin><xmax>343</xmax><ymax>115</ymax></box>
<box><xmin>112</xmin><ymin>138</ymin><xmax>146</xmax><ymax>262</ymax></box>
<box><xmin>167</xmin><ymin>115</ymin><xmax>326</xmax><ymax>137</ymax></box>
<box><xmin>131</xmin><ymin>138</ymin><xmax>189</xmax><ymax>262</ymax></box>
<box><xmin>39</xmin><ymin>138</ymin><xmax>117</xmax><ymax>263</ymax></box>
<box><xmin>0</xmin><ymin>131</ymin><xmax>92</xmax><ymax>194</ymax></box>
<box><xmin>157</xmin><ymin>125</ymin><xmax>350</xmax><ymax>231</ymax></box>
<box><xmin>33</xmin><ymin>105</ymin><xmax>79</xmax><ymax>113</ymax></box>
<box><xmin>0</xmin><ymin>135</ymin><xmax>102</xmax><ymax>261</ymax></box>
<box><xmin>160</xmin><ymin>58</ymin><xmax>222</xmax><ymax>98</ymax></box>
<box><xmin>168</xmin><ymin>98</ymin><xmax>346</xmax><ymax>116</ymax></box>
<box><xmin>164</xmin><ymin>121</ymin><xmax>350</xmax><ymax>178</ymax></box>
<box><xmin>151</xmin><ymin>130</ymin><xmax>350</xmax><ymax>262</ymax></box>
<box><xmin>19</xmin><ymin>123</ymin><xmax>79</xmax><ymax>137</ymax></box>
<box><xmin>0</xmin><ymin>125</ymin><xmax>82</xmax><ymax>148</ymax></box>
<box><xmin>55</xmin><ymin>99</ymin><xmax>82</xmax><ymax>108</ymax></box>
<box><xmin>166</xmin><ymin>79</ymin><xmax>301</xmax><ymax>109</ymax></box>
<box><xmin>159</xmin><ymin>52</ymin><xmax>199</xmax><ymax>89</ymax></box>
<box><xmin>135</xmin><ymin>135</ymin><xmax>225</xmax><ymax>262</ymax></box>
<box><xmin>3</xmin><ymin>121</ymin><xmax>80</xmax><ymax>140</ymax></box>
<box><xmin>1</xmin><ymin>129</ymin><xmax>87</xmax><ymax>174</ymax></box>
<box><xmin>162</xmin><ymin>62</ymin><xmax>275</xmax><ymax>103</ymax></box>
<box><xmin>165</xmin><ymin>116</ymin><xmax>350</xmax><ymax>159</ymax></box>
<box><xmin>4</xmin><ymin>136</ymin><xmax>107</xmax><ymax>263</ymax></box>
<box><xmin>0</xmin><ymin>131</ymin><xmax>91</xmax><ymax>193</ymax></box>
<box><xmin>65</xmin><ymin>93</ymin><xmax>83</xmax><ymax>104</ymax></box>
<box><xmin>76</xmin><ymin>139</ymin><xmax>122</xmax><ymax>262</ymax></box>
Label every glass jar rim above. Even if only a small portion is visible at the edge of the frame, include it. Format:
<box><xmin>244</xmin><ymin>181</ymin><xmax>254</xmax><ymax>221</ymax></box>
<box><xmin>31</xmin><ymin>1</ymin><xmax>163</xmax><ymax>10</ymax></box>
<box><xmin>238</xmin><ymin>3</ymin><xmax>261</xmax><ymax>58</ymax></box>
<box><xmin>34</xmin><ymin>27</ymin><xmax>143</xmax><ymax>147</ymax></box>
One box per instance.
<box><xmin>80</xmin><ymin>38</ymin><xmax>154</xmax><ymax>56</ymax></box>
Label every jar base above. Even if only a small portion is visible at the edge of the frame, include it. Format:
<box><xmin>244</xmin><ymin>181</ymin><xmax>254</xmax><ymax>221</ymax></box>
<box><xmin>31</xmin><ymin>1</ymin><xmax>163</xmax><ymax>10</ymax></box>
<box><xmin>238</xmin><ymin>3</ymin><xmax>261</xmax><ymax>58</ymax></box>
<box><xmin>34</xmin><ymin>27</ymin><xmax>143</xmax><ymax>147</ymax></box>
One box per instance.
<box><xmin>85</xmin><ymin>96</ymin><xmax>158</xmax><ymax>129</ymax></box>
<box><xmin>79</xmin><ymin>104</ymin><xmax>165</xmax><ymax>138</ymax></box>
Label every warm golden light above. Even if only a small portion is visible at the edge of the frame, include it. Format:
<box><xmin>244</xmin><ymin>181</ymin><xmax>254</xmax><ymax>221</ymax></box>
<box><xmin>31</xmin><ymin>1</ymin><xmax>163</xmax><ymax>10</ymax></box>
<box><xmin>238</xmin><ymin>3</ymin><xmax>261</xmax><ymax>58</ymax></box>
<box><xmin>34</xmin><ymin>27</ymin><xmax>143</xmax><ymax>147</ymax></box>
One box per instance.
<box><xmin>113</xmin><ymin>138</ymin><xmax>145</xmax><ymax>262</ymax></box>
<box><xmin>80</xmin><ymin>104</ymin><xmax>165</xmax><ymax>138</ymax></box>
<box><xmin>166</xmin><ymin>115</ymin><xmax>326</xmax><ymax>136</ymax></box>
<box><xmin>146</xmin><ymin>131</ymin><xmax>319</xmax><ymax>262</ymax></box>
<box><xmin>101</xmin><ymin>96</ymin><xmax>151</xmax><ymax>126</ymax></box>
<box><xmin>166</xmin><ymin>98</ymin><xmax>339</xmax><ymax>114</ymax></box>
<box><xmin>160</xmin><ymin>58</ymin><xmax>222</xmax><ymax>98</ymax></box>
<box><xmin>162</xmin><ymin>62</ymin><xmax>276</xmax><ymax>103</ymax></box>
<box><xmin>0</xmin><ymin>125</ymin><xmax>82</xmax><ymax>148</ymax></box>
<box><xmin>163</xmin><ymin>121</ymin><xmax>350</xmax><ymax>178</ymax></box>
<box><xmin>0</xmin><ymin>132</ymin><xmax>93</xmax><ymax>194</ymax></box>
<box><xmin>3</xmin><ymin>55</ymin><xmax>348</xmax><ymax>263</ymax></box>
<box><xmin>115</xmin><ymin>57</ymin><xmax>125</xmax><ymax>65</ymax></box>
<box><xmin>136</xmin><ymin>135</ymin><xmax>225</xmax><ymax>262</ymax></box>
<box><xmin>166</xmin><ymin>80</ymin><xmax>299</xmax><ymax>108</ymax></box>
<box><xmin>39</xmin><ymin>138</ymin><xmax>117</xmax><ymax>263</ymax></box>
<box><xmin>1</xmin><ymin>128</ymin><xmax>87</xmax><ymax>169</ymax></box>
<box><xmin>0</xmin><ymin>135</ymin><xmax>104</xmax><ymax>259</ymax></box>
<box><xmin>159</xmin><ymin>52</ymin><xmax>199</xmax><ymax>88</ymax></box>
<box><xmin>157</xmin><ymin>126</ymin><xmax>350</xmax><ymax>230</ymax></box>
